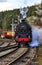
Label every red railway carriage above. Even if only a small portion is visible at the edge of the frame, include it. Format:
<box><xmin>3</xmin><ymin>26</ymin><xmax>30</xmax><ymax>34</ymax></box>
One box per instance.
<box><xmin>1</xmin><ymin>31</ymin><xmax>15</xmax><ymax>39</ymax></box>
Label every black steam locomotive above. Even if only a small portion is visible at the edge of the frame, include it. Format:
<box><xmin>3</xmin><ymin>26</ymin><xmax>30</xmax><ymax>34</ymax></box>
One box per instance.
<box><xmin>15</xmin><ymin>19</ymin><xmax>32</xmax><ymax>47</ymax></box>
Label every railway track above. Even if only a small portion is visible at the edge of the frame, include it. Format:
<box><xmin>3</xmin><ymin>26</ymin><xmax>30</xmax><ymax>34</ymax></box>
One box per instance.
<box><xmin>0</xmin><ymin>38</ymin><xmax>15</xmax><ymax>42</ymax></box>
<box><xmin>0</xmin><ymin>42</ymin><xmax>37</xmax><ymax>65</ymax></box>
<box><xmin>0</xmin><ymin>42</ymin><xmax>18</xmax><ymax>57</ymax></box>
<box><xmin>0</xmin><ymin>48</ymin><xmax>28</xmax><ymax>65</ymax></box>
<box><xmin>8</xmin><ymin>48</ymin><xmax>36</xmax><ymax>65</ymax></box>
<box><xmin>0</xmin><ymin>48</ymin><xmax>18</xmax><ymax>57</ymax></box>
<box><xmin>0</xmin><ymin>44</ymin><xmax>18</xmax><ymax>52</ymax></box>
<box><xmin>0</xmin><ymin>42</ymin><xmax>17</xmax><ymax>52</ymax></box>
<box><xmin>0</xmin><ymin>42</ymin><xmax>9</xmax><ymax>47</ymax></box>
<box><xmin>0</xmin><ymin>47</ymin><xmax>37</xmax><ymax>65</ymax></box>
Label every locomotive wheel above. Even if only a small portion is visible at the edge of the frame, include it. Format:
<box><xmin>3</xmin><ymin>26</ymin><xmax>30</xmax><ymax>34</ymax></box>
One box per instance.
<box><xmin>18</xmin><ymin>43</ymin><xmax>25</xmax><ymax>47</ymax></box>
<box><xmin>18</xmin><ymin>43</ymin><xmax>23</xmax><ymax>47</ymax></box>
<box><xmin>18</xmin><ymin>43</ymin><xmax>21</xmax><ymax>47</ymax></box>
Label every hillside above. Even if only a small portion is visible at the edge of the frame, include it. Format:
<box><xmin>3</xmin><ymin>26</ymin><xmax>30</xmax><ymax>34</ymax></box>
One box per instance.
<box><xmin>27</xmin><ymin>3</ymin><xmax>42</xmax><ymax>26</ymax></box>
<box><xmin>0</xmin><ymin>9</ymin><xmax>20</xmax><ymax>30</ymax></box>
<box><xmin>0</xmin><ymin>3</ymin><xmax>42</xmax><ymax>30</ymax></box>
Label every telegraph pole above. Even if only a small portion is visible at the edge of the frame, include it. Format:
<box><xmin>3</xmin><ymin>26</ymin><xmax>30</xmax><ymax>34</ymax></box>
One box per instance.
<box><xmin>12</xmin><ymin>18</ymin><xmax>14</xmax><ymax>40</ymax></box>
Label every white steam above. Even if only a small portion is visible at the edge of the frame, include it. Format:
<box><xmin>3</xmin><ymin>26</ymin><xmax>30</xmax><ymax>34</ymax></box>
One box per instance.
<box><xmin>20</xmin><ymin>7</ymin><xmax>28</xmax><ymax>19</ymax></box>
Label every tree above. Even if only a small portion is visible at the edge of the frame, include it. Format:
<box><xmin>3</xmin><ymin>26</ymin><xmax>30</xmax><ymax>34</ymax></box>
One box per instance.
<box><xmin>2</xmin><ymin>15</ymin><xmax>7</xmax><ymax>30</ymax></box>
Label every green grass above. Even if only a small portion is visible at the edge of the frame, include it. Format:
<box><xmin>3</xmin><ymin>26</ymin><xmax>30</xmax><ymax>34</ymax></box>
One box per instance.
<box><xmin>37</xmin><ymin>47</ymin><xmax>42</xmax><ymax>65</ymax></box>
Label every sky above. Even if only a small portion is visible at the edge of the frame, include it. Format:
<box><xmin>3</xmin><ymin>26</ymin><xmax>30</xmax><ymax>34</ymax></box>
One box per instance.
<box><xmin>0</xmin><ymin>0</ymin><xmax>41</xmax><ymax>11</ymax></box>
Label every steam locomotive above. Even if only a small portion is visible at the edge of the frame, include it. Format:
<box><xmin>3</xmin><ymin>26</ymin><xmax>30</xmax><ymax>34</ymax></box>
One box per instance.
<box><xmin>15</xmin><ymin>19</ymin><xmax>32</xmax><ymax>47</ymax></box>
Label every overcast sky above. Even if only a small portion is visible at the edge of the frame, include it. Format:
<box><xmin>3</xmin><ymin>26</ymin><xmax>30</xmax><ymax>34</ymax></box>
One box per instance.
<box><xmin>0</xmin><ymin>0</ymin><xmax>41</xmax><ymax>11</ymax></box>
